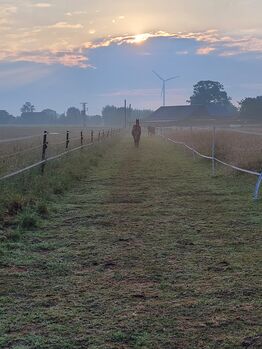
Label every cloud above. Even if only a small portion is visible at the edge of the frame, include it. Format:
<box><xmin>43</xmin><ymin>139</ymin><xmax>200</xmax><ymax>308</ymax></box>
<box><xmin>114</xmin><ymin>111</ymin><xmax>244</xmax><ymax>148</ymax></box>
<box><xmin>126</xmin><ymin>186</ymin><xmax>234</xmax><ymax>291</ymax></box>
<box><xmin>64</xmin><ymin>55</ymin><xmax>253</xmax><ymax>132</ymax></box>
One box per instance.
<box><xmin>0</xmin><ymin>49</ymin><xmax>92</xmax><ymax>68</ymax></box>
<box><xmin>2</xmin><ymin>27</ymin><xmax>262</xmax><ymax>69</ymax></box>
<box><xmin>32</xmin><ymin>3</ymin><xmax>52</xmax><ymax>8</ymax></box>
<box><xmin>65</xmin><ymin>11</ymin><xmax>88</xmax><ymax>16</ymax></box>
<box><xmin>84</xmin><ymin>29</ymin><xmax>262</xmax><ymax>58</ymax></box>
<box><xmin>49</xmin><ymin>22</ymin><xmax>84</xmax><ymax>29</ymax></box>
<box><xmin>0</xmin><ymin>64</ymin><xmax>53</xmax><ymax>88</ymax></box>
<box><xmin>196</xmin><ymin>47</ymin><xmax>216</xmax><ymax>55</ymax></box>
<box><xmin>176</xmin><ymin>50</ymin><xmax>189</xmax><ymax>55</ymax></box>
<box><xmin>99</xmin><ymin>87</ymin><xmax>186</xmax><ymax>98</ymax></box>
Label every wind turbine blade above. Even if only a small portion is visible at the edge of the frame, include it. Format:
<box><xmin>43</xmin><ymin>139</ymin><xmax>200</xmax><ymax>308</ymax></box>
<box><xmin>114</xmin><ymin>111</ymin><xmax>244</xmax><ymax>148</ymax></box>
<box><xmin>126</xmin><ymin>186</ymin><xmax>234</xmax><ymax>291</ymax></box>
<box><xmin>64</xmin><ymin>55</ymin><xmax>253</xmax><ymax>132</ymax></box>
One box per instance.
<box><xmin>165</xmin><ymin>75</ymin><xmax>180</xmax><ymax>82</ymax></box>
<box><xmin>152</xmin><ymin>70</ymin><xmax>164</xmax><ymax>81</ymax></box>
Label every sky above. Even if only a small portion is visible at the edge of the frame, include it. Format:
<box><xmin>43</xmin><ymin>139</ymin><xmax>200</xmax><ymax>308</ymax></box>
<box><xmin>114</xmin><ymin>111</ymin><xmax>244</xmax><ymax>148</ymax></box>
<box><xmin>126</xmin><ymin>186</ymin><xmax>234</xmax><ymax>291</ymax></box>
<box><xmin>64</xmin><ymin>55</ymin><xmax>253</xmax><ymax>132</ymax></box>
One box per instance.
<box><xmin>1</xmin><ymin>0</ymin><xmax>262</xmax><ymax>115</ymax></box>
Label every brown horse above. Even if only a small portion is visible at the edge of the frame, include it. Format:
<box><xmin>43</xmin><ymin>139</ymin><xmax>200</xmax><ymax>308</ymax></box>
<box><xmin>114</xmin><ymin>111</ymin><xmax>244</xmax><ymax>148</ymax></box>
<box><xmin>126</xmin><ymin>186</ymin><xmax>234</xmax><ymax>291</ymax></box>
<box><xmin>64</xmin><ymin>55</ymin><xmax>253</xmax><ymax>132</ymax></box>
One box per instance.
<box><xmin>148</xmin><ymin>126</ymin><xmax>156</xmax><ymax>136</ymax></box>
<box><xmin>132</xmin><ymin>119</ymin><xmax>142</xmax><ymax>147</ymax></box>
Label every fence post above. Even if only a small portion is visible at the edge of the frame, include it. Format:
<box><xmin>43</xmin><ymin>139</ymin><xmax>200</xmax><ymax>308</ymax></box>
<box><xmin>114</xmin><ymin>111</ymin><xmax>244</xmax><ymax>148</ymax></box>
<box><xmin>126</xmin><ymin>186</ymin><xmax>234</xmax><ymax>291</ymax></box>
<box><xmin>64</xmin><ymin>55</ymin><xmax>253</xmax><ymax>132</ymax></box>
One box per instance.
<box><xmin>81</xmin><ymin>131</ymin><xmax>83</xmax><ymax>146</ymax></box>
<box><xmin>66</xmin><ymin>131</ymin><xmax>69</xmax><ymax>149</ymax></box>
<box><xmin>254</xmin><ymin>173</ymin><xmax>262</xmax><ymax>200</ymax></box>
<box><xmin>102</xmin><ymin>130</ymin><xmax>105</xmax><ymax>139</ymax></box>
<box><xmin>212</xmin><ymin>126</ymin><xmax>216</xmax><ymax>176</ymax></box>
<box><xmin>190</xmin><ymin>126</ymin><xmax>195</xmax><ymax>160</ymax></box>
<box><xmin>98</xmin><ymin>131</ymin><xmax>101</xmax><ymax>142</ymax></box>
<box><xmin>91</xmin><ymin>130</ymin><xmax>94</xmax><ymax>143</ymax></box>
<box><xmin>41</xmin><ymin>130</ymin><xmax>48</xmax><ymax>174</ymax></box>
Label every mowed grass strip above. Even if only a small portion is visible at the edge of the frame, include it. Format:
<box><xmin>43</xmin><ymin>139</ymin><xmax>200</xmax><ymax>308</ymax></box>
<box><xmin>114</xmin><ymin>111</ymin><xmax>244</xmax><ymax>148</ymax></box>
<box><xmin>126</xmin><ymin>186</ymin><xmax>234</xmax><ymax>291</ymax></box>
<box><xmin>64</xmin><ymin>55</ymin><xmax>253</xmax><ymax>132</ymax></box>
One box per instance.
<box><xmin>0</xmin><ymin>137</ymin><xmax>261</xmax><ymax>349</ymax></box>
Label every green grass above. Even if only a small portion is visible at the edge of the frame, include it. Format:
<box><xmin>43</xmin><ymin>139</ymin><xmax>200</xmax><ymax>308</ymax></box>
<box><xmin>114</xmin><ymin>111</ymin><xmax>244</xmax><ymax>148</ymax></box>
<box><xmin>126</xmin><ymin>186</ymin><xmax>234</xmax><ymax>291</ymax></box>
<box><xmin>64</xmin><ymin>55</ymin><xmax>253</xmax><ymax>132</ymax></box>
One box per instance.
<box><xmin>0</xmin><ymin>137</ymin><xmax>261</xmax><ymax>348</ymax></box>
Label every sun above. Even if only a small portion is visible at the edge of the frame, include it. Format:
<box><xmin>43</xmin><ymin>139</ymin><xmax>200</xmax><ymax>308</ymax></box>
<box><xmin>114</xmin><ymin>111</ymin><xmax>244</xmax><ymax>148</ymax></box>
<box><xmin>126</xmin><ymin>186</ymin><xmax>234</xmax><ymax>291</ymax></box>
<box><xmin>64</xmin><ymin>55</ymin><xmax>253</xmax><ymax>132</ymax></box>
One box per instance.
<box><xmin>132</xmin><ymin>33</ymin><xmax>151</xmax><ymax>44</ymax></box>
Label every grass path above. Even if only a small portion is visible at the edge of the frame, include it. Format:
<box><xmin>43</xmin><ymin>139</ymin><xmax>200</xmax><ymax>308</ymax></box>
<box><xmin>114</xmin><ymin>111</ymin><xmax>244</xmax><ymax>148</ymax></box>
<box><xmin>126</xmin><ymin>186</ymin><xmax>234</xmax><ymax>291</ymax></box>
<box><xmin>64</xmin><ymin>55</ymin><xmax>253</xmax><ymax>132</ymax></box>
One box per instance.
<box><xmin>1</xmin><ymin>137</ymin><xmax>261</xmax><ymax>348</ymax></box>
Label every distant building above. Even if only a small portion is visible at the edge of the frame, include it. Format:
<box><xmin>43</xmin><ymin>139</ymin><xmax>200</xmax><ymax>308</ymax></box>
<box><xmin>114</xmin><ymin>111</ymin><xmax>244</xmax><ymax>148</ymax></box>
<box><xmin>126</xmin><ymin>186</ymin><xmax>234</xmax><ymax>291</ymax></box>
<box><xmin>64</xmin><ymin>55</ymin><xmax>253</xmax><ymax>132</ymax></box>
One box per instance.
<box><xmin>143</xmin><ymin>104</ymin><xmax>238</xmax><ymax>126</ymax></box>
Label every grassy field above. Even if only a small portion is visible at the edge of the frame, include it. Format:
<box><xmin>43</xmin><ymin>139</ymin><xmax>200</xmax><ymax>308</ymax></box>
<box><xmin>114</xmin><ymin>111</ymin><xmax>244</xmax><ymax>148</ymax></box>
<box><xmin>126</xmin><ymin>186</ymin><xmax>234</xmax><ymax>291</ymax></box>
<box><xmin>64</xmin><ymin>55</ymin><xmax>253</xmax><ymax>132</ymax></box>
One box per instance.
<box><xmin>0</xmin><ymin>126</ymin><xmax>107</xmax><ymax>179</ymax></box>
<box><xmin>0</xmin><ymin>136</ymin><xmax>261</xmax><ymax>348</ymax></box>
<box><xmin>165</xmin><ymin>127</ymin><xmax>262</xmax><ymax>171</ymax></box>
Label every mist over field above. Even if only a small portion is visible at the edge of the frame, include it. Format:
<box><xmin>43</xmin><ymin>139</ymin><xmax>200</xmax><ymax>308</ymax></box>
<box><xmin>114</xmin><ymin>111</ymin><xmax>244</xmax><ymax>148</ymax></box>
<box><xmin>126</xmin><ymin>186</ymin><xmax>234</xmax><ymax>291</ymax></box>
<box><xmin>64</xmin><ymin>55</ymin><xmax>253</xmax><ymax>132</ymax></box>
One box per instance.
<box><xmin>1</xmin><ymin>1</ymin><xmax>262</xmax><ymax>348</ymax></box>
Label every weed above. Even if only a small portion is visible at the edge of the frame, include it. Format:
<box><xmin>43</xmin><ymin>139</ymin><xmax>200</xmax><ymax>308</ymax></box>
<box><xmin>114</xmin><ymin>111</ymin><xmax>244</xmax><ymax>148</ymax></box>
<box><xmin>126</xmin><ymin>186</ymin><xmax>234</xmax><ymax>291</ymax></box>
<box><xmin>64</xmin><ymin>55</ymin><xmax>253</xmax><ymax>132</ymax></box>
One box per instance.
<box><xmin>6</xmin><ymin>229</ymin><xmax>21</xmax><ymax>242</ymax></box>
<box><xmin>18</xmin><ymin>211</ymin><xmax>39</xmax><ymax>229</ymax></box>
<box><xmin>111</xmin><ymin>331</ymin><xmax>129</xmax><ymax>343</ymax></box>
<box><xmin>37</xmin><ymin>203</ymin><xmax>49</xmax><ymax>217</ymax></box>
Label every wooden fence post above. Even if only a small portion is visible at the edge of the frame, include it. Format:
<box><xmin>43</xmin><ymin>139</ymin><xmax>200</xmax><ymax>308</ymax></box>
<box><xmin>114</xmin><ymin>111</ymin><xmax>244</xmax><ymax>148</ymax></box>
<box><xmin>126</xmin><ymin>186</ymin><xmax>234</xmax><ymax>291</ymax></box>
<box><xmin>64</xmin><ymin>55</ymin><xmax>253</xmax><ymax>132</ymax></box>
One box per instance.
<box><xmin>41</xmin><ymin>131</ymin><xmax>48</xmax><ymax>174</ymax></box>
<box><xmin>212</xmin><ymin>126</ymin><xmax>216</xmax><ymax>176</ymax></box>
<box><xmin>91</xmin><ymin>130</ymin><xmax>94</xmax><ymax>143</ymax></box>
<box><xmin>66</xmin><ymin>131</ymin><xmax>70</xmax><ymax>149</ymax></box>
<box><xmin>81</xmin><ymin>131</ymin><xmax>83</xmax><ymax>146</ymax></box>
<box><xmin>98</xmin><ymin>131</ymin><xmax>101</xmax><ymax>142</ymax></box>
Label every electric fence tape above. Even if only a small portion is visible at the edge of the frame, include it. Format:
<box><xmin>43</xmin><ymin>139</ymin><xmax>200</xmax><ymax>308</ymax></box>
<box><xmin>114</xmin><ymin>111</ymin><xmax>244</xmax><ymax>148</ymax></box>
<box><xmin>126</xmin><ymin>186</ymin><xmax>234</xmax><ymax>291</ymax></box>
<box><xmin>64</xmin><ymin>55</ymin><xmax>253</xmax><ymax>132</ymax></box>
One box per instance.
<box><xmin>0</xmin><ymin>142</ymin><xmax>93</xmax><ymax>182</ymax></box>
<box><xmin>166</xmin><ymin>137</ymin><xmax>262</xmax><ymax>200</ymax></box>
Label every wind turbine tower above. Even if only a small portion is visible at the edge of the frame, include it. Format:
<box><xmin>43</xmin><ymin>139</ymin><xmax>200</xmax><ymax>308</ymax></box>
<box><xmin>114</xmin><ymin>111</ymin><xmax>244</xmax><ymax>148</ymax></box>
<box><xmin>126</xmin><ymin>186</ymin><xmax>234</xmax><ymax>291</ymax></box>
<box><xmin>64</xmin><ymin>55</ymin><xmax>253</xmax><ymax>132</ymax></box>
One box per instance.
<box><xmin>152</xmin><ymin>71</ymin><xmax>179</xmax><ymax>106</ymax></box>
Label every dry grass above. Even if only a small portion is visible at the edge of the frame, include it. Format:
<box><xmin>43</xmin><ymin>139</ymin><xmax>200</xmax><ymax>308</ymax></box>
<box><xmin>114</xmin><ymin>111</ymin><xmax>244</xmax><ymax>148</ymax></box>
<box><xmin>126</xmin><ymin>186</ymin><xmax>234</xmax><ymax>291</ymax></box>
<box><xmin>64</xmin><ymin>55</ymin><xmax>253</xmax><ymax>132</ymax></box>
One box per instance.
<box><xmin>165</xmin><ymin>127</ymin><xmax>262</xmax><ymax>171</ymax></box>
<box><xmin>0</xmin><ymin>126</ymin><xmax>106</xmax><ymax>178</ymax></box>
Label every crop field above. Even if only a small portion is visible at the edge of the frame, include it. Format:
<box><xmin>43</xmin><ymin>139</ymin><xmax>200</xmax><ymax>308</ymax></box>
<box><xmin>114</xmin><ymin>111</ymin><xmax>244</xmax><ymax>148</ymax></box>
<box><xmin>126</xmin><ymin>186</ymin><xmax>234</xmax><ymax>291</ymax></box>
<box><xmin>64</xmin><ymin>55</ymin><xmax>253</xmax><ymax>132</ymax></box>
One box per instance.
<box><xmin>0</xmin><ymin>131</ymin><xmax>261</xmax><ymax>349</ymax></box>
<box><xmin>164</xmin><ymin>127</ymin><xmax>262</xmax><ymax>172</ymax></box>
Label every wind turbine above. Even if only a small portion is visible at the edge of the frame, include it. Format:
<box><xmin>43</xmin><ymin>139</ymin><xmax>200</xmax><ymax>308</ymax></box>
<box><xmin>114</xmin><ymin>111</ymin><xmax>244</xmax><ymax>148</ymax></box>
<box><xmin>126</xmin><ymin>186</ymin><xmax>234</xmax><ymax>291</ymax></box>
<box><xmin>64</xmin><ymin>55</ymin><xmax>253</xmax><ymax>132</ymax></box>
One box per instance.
<box><xmin>152</xmin><ymin>70</ymin><xmax>179</xmax><ymax>106</ymax></box>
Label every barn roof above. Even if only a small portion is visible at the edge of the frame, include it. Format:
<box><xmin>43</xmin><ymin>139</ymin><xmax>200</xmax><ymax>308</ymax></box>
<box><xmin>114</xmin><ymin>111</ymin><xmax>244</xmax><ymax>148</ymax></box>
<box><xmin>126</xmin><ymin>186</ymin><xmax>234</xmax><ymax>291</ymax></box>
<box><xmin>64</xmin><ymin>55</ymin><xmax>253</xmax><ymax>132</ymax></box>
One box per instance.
<box><xmin>144</xmin><ymin>105</ymin><xmax>208</xmax><ymax>123</ymax></box>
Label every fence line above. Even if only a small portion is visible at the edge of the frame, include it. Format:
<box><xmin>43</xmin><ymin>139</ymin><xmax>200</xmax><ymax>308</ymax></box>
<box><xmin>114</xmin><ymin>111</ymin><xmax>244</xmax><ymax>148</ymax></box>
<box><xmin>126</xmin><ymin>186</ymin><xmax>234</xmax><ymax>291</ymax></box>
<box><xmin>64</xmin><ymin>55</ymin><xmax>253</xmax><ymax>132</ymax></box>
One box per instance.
<box><xmin>169</xmin><ymin>126</ymin><xmax>262</xmax><ymax>137</ymax></box>
<box><xmin>165</xmin><ymin>136</ymin><xmax>262</xmax><ymax>200</ymax></box>
<box><xmin>0</xmin><ymin>145</ymin><xmax>42</xmax><ymax>160</ymax></box>
<box><xmin>0</xmin><ymin>160</ymin><xmax>45</xmax><ymax>181</ymax></box>
<box><xmin>217</xmin><ymin>128</ymin><xmax>262</xmax><ymax>137</ymax></box>
<box><xmin>0</xmin><ymin>134</ymin><xmax>42</xmax><ymax>144</ymax></box>
<box><xmin>0</xmin><ymin>129</ymin><xmax>120</xmax><ymax>182</ymax></box>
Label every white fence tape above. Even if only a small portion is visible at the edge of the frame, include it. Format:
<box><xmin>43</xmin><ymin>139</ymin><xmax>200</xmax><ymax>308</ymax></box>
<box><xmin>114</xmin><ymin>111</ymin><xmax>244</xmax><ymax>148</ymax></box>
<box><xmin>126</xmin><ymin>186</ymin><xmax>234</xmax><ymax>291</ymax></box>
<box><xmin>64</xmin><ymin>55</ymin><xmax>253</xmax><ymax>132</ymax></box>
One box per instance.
<box><xmin>167</xmin><ymin>137</ymin><xmax>260</xmax><ymax>176</ymax></box>
<box><xmin>167</xmin><ymin>138</ymin><xmax>213</xmax><ymax>160</ymax></box>
<box><xmin>0</xmin><ymin>134</ymin><xmax>42</xmax><ymax>144</ymax></box>
<box><xmin>214</xmin><ymin>158</ymin><xmax>260</xmax><ymax>176</ymax></box>
<box><xmin>0</xmin><ymin>142</ymin><xmax>93</xmax><ymax>182</ymax></box>
<box><xmin>166</xmin><ymin>137</ymin><xmax>262</xmax><ymax>200</ymax></box>
<box><xmin>0</xmin><ymin>160</ymin><xmax>45</xmax><ymax>181</ymax></box>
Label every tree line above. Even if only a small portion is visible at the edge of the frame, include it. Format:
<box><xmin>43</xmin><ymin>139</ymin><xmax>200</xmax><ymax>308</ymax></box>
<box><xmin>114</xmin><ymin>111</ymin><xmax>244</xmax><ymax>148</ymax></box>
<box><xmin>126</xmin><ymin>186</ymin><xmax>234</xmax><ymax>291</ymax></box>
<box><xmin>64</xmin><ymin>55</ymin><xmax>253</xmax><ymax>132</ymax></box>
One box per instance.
<box><xmin>0</xmin><ymin>102</ymin><xmax>153</xmax><ymax>126</ymax></box>
<box><xmin>1</xmin><ymin>80</ymin><xmax>262</xmax><ymax>124</ymax></box>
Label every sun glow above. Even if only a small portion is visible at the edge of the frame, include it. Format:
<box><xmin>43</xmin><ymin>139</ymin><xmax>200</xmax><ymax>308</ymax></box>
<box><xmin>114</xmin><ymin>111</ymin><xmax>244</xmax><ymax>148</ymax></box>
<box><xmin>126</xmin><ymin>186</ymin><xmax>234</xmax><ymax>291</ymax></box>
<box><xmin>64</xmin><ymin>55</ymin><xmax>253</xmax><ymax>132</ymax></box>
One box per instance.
<box><xmin>132</xmin><ymin>33</ymin><xmax>151</xmax><ymax>44</ymax></box>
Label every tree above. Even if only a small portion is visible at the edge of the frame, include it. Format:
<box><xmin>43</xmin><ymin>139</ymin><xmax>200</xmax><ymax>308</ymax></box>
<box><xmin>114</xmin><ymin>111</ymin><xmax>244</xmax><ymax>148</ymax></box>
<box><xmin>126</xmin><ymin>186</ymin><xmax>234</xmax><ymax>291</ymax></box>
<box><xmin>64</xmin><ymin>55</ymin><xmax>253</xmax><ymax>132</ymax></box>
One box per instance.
<box><xmin>66</xmin><ymin>107</ymin><xmax>81</xmax><ymax>118</ymax></box>
<box><xmin>239</xmin><ymin>96</ymin><xmax>262</xmax><ymax>119</ymax></box>
<box><xmin>188</xmin><ymin>81</ymin><xmax>232</xmax><ymax>106</ymax></box>
<box><xmin>102</xmin><ymin>105</ymin><xmax>123</xmax><ymax>126</ymax></box>
<box><xmin>0</xmin><ymin>110</ymin><xmax>14</xmax><ymax>124</ymax></box>
<box><xmin>21</xmin><ymin>102</ymin><xmax>35</xmax><ymax>113</ymax></box>
<box><xmin>63</xmin><ymin>107</ymin><xmax>83</xmax><ymax>124</ymax></box>
<box><xmin>102</xmin><ymin>105</ymin><xmax>154</xmax><ymax>126</ymax></box>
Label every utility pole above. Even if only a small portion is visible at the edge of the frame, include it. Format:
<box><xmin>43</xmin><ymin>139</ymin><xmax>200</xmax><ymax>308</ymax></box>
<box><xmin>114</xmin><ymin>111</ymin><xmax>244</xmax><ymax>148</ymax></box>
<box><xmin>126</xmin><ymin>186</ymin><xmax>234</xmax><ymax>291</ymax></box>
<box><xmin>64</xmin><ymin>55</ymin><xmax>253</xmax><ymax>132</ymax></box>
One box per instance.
<box><xmin>124</xmin><ymin>99</ymin><xmax>127</xmax><ymax>129</ymax></box>
<box><xmin>129</xmin><ymin>104</ymin><xmax>132</xmax><ymax>127</ymax></box>
<box><xmin>81</xmin><ymin>102</ymin><xmax>88</xmax><ymax>129</ymax></box>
